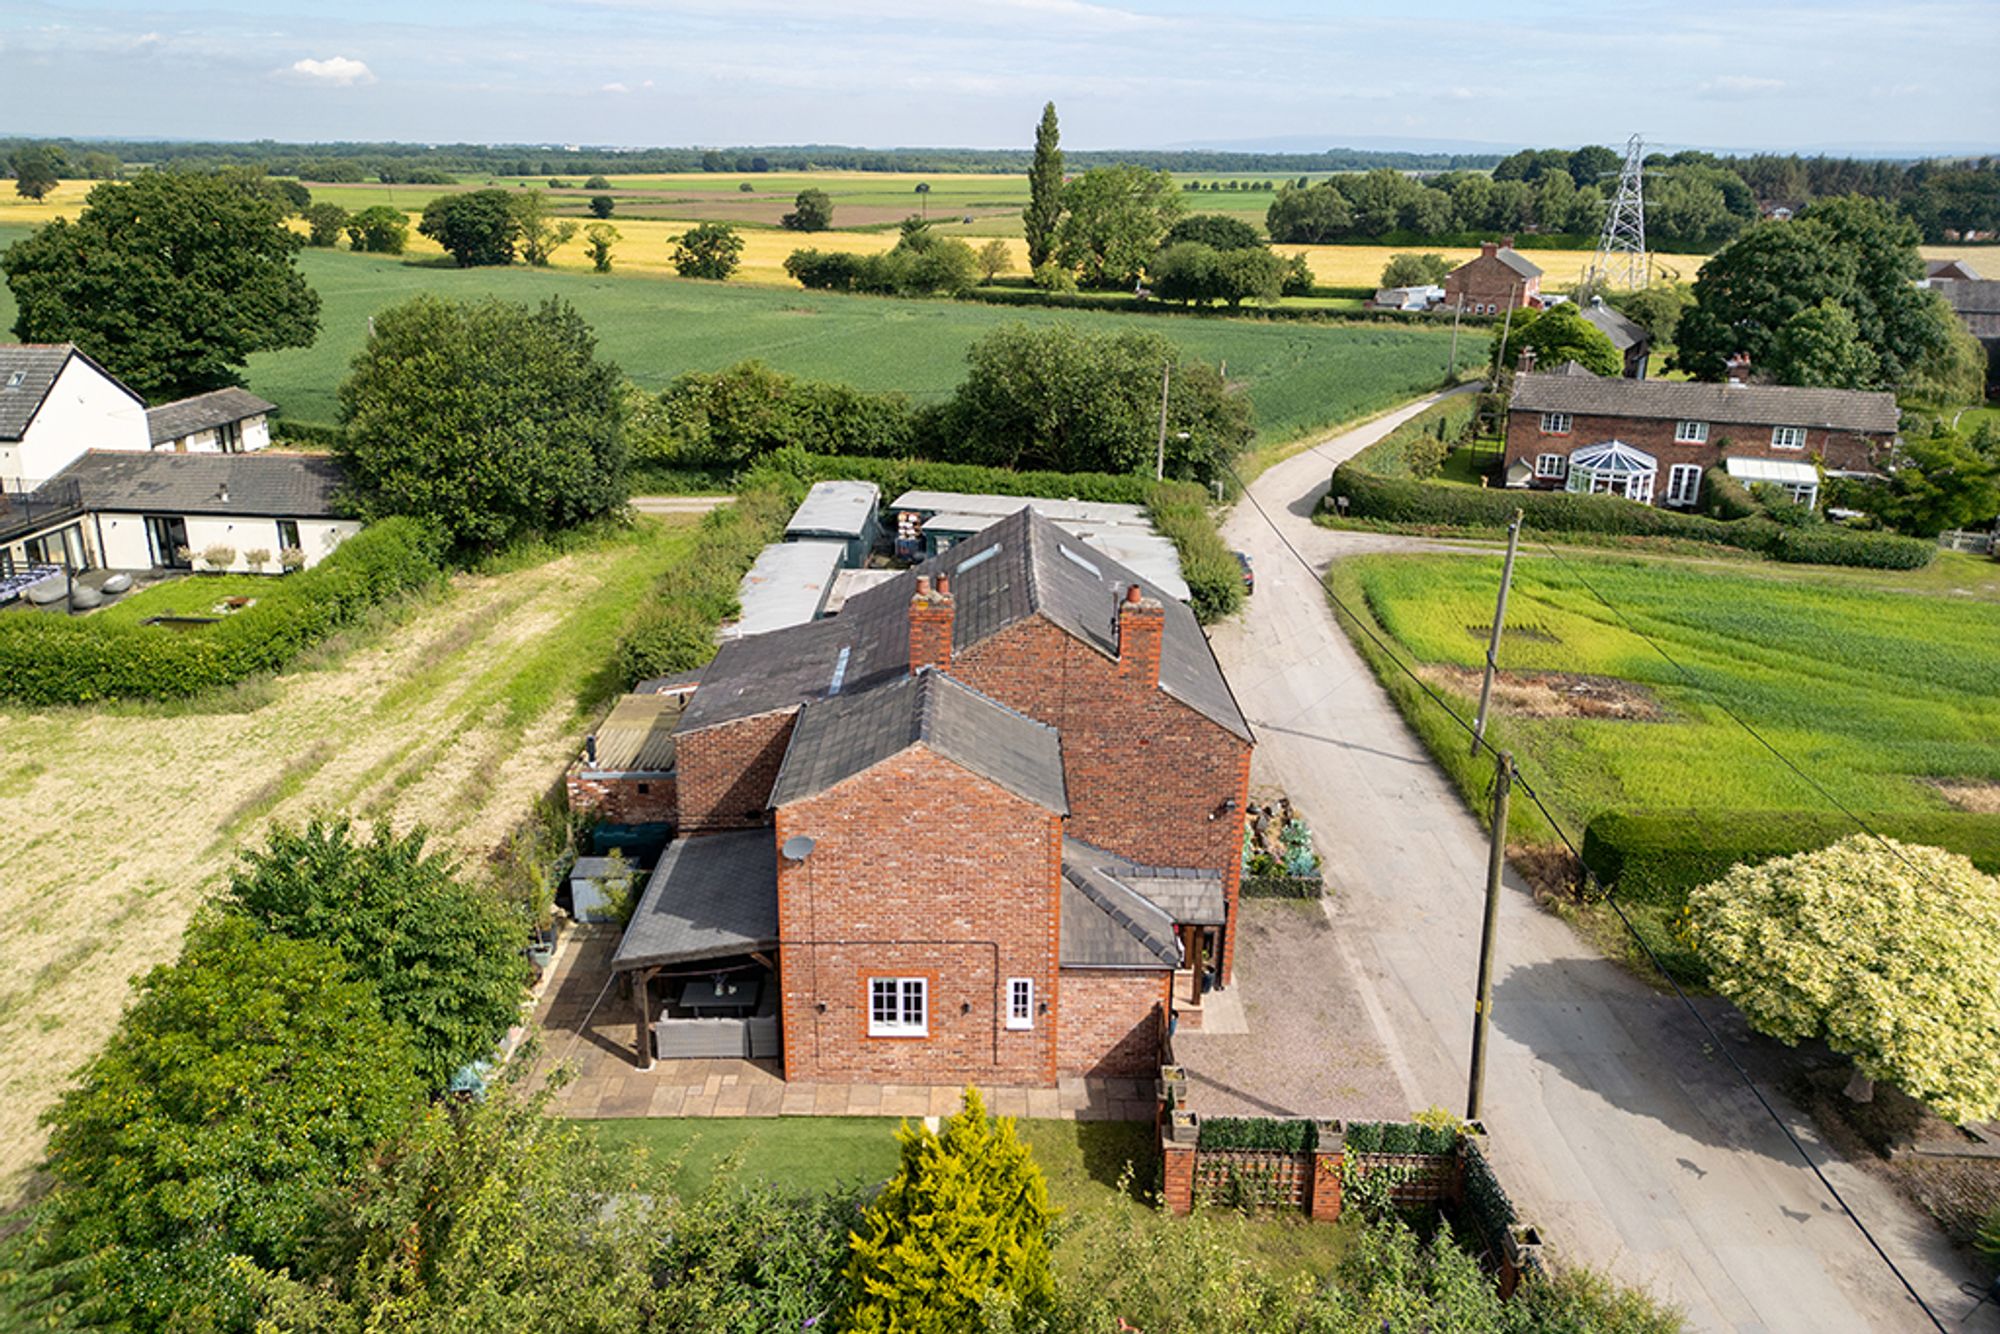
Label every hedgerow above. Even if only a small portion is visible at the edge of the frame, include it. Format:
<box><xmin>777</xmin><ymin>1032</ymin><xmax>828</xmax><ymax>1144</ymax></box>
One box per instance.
<box><xmin>1581</xmin><ymin>808</ymin><xmax>2000</xmax><ymax>907</ymax></box>
<box><xmin>1147</xmin><ymin>482</ymin><xmax>1243</xmax><ymax>623</ymax></box>
<box><xmin>0</xmin><ymin>517</ymin><xmax>446</xmax><ymax>705</ymax></box>
<box><xmin>1197</xmin><ymin>1117</ymin><xmax>1318</xmax><ymax>1154</ymax></box>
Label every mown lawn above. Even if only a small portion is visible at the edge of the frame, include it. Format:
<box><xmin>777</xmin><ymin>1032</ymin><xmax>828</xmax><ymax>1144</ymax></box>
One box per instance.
<box><xmin>578</xmin><ymin>1116</ymin><xmax>1355</xmax><ymax>1283</ymax></box>
<box><xmin>89</xmin><ymin>573</ymin><xmax>274</xmax><ymax>625</ymax></box>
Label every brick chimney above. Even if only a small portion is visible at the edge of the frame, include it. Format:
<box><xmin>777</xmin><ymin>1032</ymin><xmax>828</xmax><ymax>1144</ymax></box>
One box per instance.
<box><xmin>1480</xmin><ymin>240</ymin><xmax>1499</xmax><ymax>259</ymax></box>
<box><xmin>1726</xmin><ymin>352</ymin><xmax>1752</xmax><ymax>385</ymax></box>
<box><xmin>1517</xmin><ymin>347</ymin><xmax>1538</xmax><ymax>374</ymax></box>
<box><xmin>909</xmin><ymin>573</ymin><xmax>954</xmax><ymax>671</ymax></box>
<box><xmin>1117</xmin><ymin>583</ymin><xmax>1164</xmax><ymax>686</ymax></box>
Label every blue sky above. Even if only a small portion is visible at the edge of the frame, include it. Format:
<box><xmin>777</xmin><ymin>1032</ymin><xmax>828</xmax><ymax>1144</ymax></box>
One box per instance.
<box><xmin>4</xmin><ymin>0</ymin><xmax>1996</xmax><ymax>153</ymax></box>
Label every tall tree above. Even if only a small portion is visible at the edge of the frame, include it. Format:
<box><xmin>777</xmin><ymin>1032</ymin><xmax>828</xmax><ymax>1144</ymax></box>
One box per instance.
<box><xmin>780</xmin><ymin>188</ymin><xmax>834</xmax><ymax>232</ymax></box>
<box><xmin>343</xmin><ymin>203</ymin><xmax>409</xmax><ymax>254</ymax></box>
<box><xmin>10</xmin><ymin>145</ymin><xmax>62</xmax><ymax>200</ymax></box>
<box><xmin>512</xmin><ymin>190</ymin><xmax>579</xmax><ymax>266</ymax></box>
<box><xmin>671</xmin><ymin>221</ymin><xmax>744</xmax><ymax>280</ymax></box>
<box><xmin>2</xmin><ymin>170</ymin><xmax>319</xmax><ymax>401</ymax></box>
<box><xmin>419</xmin><ymin>188</ymin><xmax>521</xmax><ymax>267</ymax></box>
<box><xmin>1769</xmin><ymin>298</ymin><xmax>1875</xmax><ymax>387</ymax></box>
<box><xmin>1055</xmin><ymin>166</ymin><xmax>1185</xmax><ymax>289</ymax></box>
<box><xmin>585</xmin><ymin>221</ymin><xmax>619</xmax><ymax>273</ymax></box>
<box><xmin>1024</xmin><ymin>101</ymin><xmax>1064</xmax><ymax>268</ymax></box>
<box><xmin>337</xmin><ymin>295</ymin><xmax>626</xmax><ymax>549</ymax></box>
<box><xmin>1493</xmin><ymin>303</ymin><xmax>1623</xmax><ymax>378</ymax></box>
<box><xmin>1688</xmin><ymin>836</ymin><xmax>2000</xmax><ymax>1124</ymax></box>
<box><xmin>221</xmin><ymin>817</ymin><xmax>528</xmax><ymax>1089</ymax></box>
<box><xmin>18</xmin><ymin>918</ymin><xmax>423</xmax><ymax>1330</ymax></box>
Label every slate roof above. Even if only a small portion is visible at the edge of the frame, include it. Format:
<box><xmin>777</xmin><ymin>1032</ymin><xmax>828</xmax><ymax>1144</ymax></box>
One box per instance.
<box><xmin>51</xmin><ymin>450</ymin><xmax>348</xmax><ymax>517</ymax></box>
<box><xmin>1061</xmin><ymin>840</ymin><xmax>1182</xmax><ymax>969</ymax></box>
<box><xmin>588</xmin><ymin>692</ymin><xmax>684</xmax><ymax>773</ymax></box>
<box><xmin>612</xmin><ymin>829</ymin><xmax>779</xmax><ymax>969</ymax></box>
<box><xmin>769</xmin><ymin>667</ymin><xmax>1067</xmax><ymax>813</ymax></box>
<box><xmin>1495</xmin><ymin>248</ymin><xmax>1544</xmax><ymax>279</ymax></box>
<box><xmin>1926</xmin><ymin>259</ymin><xmax>1981</xmax><ymax>281</ymax></box>
<box><xmin>145</xmin><ymin>387</ymin><xmax>275</xmax><ymax>446</ymax></box>
<box><xmin>1578</xmin><ymin>299</ymin><xmax>1649</xmax><ymax>353</ymax></box>
<box><xmin>1509</xmin><ymin>371</ymin><xmax>1898</xmax><ymax>434</ymax></box>
<box><xmin>1065</xmin><ymin>837</ymin><xmax>1225</xmax><ymax>926</ymax></box>
<box><xmin>0</xmin><ymin>344</ymin><xmax>143</xmax><ymax>441</ymax></box>
<box><xmin>1934</xmin><ymin>278</ymin><xmax>2000</xmax><ymax>315</ymax></box>
<box><xmin>678</xmin><ymin>507</ymin><xmax>1251</xmax><ymax>742</ymax></box>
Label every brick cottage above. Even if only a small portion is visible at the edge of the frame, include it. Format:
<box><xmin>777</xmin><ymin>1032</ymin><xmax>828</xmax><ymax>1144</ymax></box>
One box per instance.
<box><xmin>1502</xmin><ymin>366</ymin><xmax>1899</xmax><ymax>509</ymax></box>
<box><xmin>1442</xmin><ymin>240</ymin><xmax>1543</xmax><ymax>314</ymax></box>
<box><xmin>596</xmin><ymin>507</ymin><xmax>1254</xmax><ymax>1086</ymax></box>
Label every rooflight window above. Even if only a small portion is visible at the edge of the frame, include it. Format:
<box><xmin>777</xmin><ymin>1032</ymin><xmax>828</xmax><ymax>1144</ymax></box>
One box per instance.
<box><xmin>1058</xmin><ymin>545</ymin><xmax>1101</xmax><ymax>576</ymax></box>
<box><xmin>4</xmin><ymin>372</ymin><xmax>23</xmax><ymax>389</ymax></box>
<box><xmin>958</xmin><ymin>544</ymin><xmax>1000</xmax><ymax>572</ymax></box>
<box><xmin>827</xmin><ymin>645</ymin><xmax>851</xmax><ymax>696</ymax></box>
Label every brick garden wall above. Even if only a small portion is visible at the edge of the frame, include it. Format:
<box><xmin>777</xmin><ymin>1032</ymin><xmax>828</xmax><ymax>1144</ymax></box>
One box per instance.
<box><xmin>674</xmin><ymin>709</ymin><xmax>797</xmax><ymax>832</ymax></box>
<box><xmin>951</xmin><ymin>615</ymin><xmax>1252</xmax><ymax>980</ymax></box>
<box><xmin>1056</xmin><ymin>969</ymin><xmax>1169</xmax><ymax>1078</ymax></box>
<box><xmin>774</xmin><ymin>747</ymin><xmax>1063</xmax><ymax>1086</ymax></box>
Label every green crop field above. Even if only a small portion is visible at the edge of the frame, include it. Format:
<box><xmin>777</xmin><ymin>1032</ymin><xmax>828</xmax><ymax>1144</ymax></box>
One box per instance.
<box><xmin>1333</xmin><ymin>549</ymin><xmax>2000</xmax><ymax>974</ymax></box>
<box><xmin>0</xmin><ymin>231</ymin><xmax>1455</xmax><ymax>437</ymax></box>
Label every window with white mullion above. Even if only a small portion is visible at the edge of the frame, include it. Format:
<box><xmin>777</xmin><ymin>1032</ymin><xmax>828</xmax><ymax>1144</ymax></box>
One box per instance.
<box><xmin>869</xmin><ymin>977</ymin><xmax>928</xmax><ymax>1037</ymax></box>
<box><xmin>1540</xmin><ymin>412</ymin><xmax>1572</xmax><ymax>435</ymax></box>
<box><xmin>1675</xmin><ymin>420</ymin><xmax>1708</xmax><ymax>444</ymax></box>
<box><xmin>1534</xmin><ymin>453</ymin><xmax>1568</xmax><ymax>479</ymax></box>
<box><xmin>1006</xmin><ymin>977</ymin><xmax>1034</xmax><ymax>1030</ymax></box>
<box><xmin>1771</xmin><ymin>425</ymin><xmax>1807</xmax><ymax>449</ymax></box>
<box><xmin>1665</xmin><ymin>463</ymin><xmax>1703</xmax><ymax>507</ymax></box>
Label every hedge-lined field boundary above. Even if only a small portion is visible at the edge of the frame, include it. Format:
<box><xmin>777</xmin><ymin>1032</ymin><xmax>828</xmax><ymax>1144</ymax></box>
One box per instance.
<box><xmin>1322</xmin><ymin>400</ymin><xmax>1935</xmax><ymax>571</ymax></box>
<box><xmin>1581</xmin><ymin>808</ymin><xmax>2000</xmax><ymax>906</ymax></box>
<box><xmin>0</xmin><ymin>518</ymin><xmax>446</xmax><ymax>705</ymax></box>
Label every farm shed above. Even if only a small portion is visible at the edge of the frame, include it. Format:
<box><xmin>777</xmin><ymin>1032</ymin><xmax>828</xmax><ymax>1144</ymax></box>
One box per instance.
<box><xmin>785</xmin><ymin>479</ymin><xmax>879</xmax><ymax>568</ymax></box>
<box><xmin>887</xmin><ymin>489</ymin><xmax>1187</xmax><ymax>599</ymax></box>
<box><xmin>727</xmin><ymin>539</ymin><xmax>847</xmax><ymax>639</ymax></box>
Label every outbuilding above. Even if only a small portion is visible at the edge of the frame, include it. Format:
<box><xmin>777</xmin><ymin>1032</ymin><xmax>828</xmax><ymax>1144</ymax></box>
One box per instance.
<box><xmin>784</xmin><ymin>479</ymin><xmax>879</xmax><ymax>568</ymax></box>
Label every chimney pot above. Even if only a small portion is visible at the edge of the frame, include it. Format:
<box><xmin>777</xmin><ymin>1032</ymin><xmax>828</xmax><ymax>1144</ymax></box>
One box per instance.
<box><xmin>1125</xmin><ymin>583</ymin><xmax>1143</xmax><ymax>604</ymax></box>
<box><xmin>915</xmin><ymin>575</ymin><xmax>931</xmax><ymax>597</ymax></box>
<box><xmin>1480</xmin><ymin>240</ymin><xmax>1498</xmax><ymax>258</ymax></box>
<box><xmin>935</xmin><ymin>573</ymin><xmax>949</xmax><ymax>597</ymax></box>
<box><xmin>909</xmin><ymin>570</ymin><xmax>954</xmax><ymax>671</ymax></box>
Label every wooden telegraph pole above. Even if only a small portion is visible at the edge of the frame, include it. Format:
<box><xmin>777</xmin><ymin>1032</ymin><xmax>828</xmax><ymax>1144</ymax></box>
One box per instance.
<box><xmin>1466</xmin><ymin>749</ymin><xmax>1513</xmax><ymax>1122</ymax></box>
<box><xmin>1470</xmin><ymin>509</ymin><xmax>1523</xmax><ymax>756</ymax></box>
<box><xmin>1155</xmin><ymin>361</ymin><xmax>1172</xmax><ymax>481</ymax></box>
<box><xmin>1447</xmin><ymin>294</ymin><xmax>1465</xmax><ymax>378</ymax></box>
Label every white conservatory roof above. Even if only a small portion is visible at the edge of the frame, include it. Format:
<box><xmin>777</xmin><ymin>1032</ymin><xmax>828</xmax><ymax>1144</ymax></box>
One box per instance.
<box><xmin>1725</xmin><ymin>457</ymin><xmax>1819</xmax><ymax>486</ymax></box>
<box><xmin>1568</xmin><ymin>440</ymin><xmax>1657</xmax><ymax>475</ymax></box>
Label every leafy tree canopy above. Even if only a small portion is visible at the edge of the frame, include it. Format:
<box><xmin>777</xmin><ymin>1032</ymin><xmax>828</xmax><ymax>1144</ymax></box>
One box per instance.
<box><xmin>1024</xmin><ymin>101</ymin><xmax>1064</xmax><ymax>268</ymax></box>
<box><xmin>937</xmin><ymin>322</ymin><xmax>1253</xmax><ymax>482</ymax></box>
<box><xmin>221</xmin><ymin>817</ymin><xmax>528</xmax><ymax>1088</ymax></box>
<box><xmin>672</xmin><ymin>220</ymin><xmax>744</xmax><ymax>281</ymax></box>
<box><xmin>1150</xmin><ymin>242</ymin><xmax>1284</xmax><ymax>309</ymax></box>
<box><xmin>337</xmin><ymin>294</ymin><xmax>626</xmax><ymax>549</ymax></box>
<box><xmin>512</xmin><ymin>190</ymin><xmax>579</xmax><ymax>266</ymax></box>
<box><xmin>1056</xmin><ymin>165</ymin><xmax>1185</xmax><ymax>289</ymax></box>
<box><xmin>1265</xmin><ymin>181</ymin><xmax>1354</xmax><ymax>244</ymax></box>
<box><xmin>1494</xmin><ymin>303</ymin><xmax>1623</xmax><ymax>379</ymax></box>
<box><xmin>1164</xmin><ymin>212</ymin><xmax>1265</xmax><ymax>251</ymax></box>
<box><xmin>1768</xmin><ymin>297</ymin><xmax>1874</xmax><ymax>388</ymax></box>
<box><xmin>23</xmin><ymin>917</ymin><xmax>423</xmax><ymax>1330</ymax></box>
<box><xmin>842</xmin><ymin>1088</ymin><xmax>1057</xmax><ymax>1332</ymax></box>
<box><xmin>635</xmin><ymin>360</ymin><xmax>914</xmax><ymax>470</ymax></box>
<box><xmin>2</xmin><ymin>169</ymin><xmax>320</xmax><ymax>401</ymax></box>
<box><xmin>1850</xmin><ymin>418</ymin><xmax>2000</xmax><ymax>537</ymax></box>
<box><xmin>781</xmin><ymin>187</ymin><xmax>834</xmax><ymax>232</ymax></box>
<box><xmin>1687</xmin><ymin>836</ymin><xmax>2000</xmax><ymax>1123</ymax></box>
<box><xmin>344</xmin><ymin>203</ymin><xmax>409</xmax><ymax>254</ymax></box>
<box><xmin>1380</xmin><ymin>252</ymin><xmax>1453</xmax><ymax>287</ymax></box>
<box><xmin>589</xmin><ymin>193</ymin><xmax>615</xmax><ymax>219</ymax></box>
<box><xmin>304</xmin><ymin>200</ymin><xmax>349</xmax><ymax>246</ymax></box>
<box><xmin>419</xmin><ymin>188</ymin><xmax>520</xmax><ymax>267</ymax></box>
<box><xmin>10</xmin><ymin>144</ymin><xmax>62</xmax><ymax>199</ymax></box>
<box><xmin>585</xmin><ymin>221</ymin><xmax>619</xmax><ymax>274</ymax></box>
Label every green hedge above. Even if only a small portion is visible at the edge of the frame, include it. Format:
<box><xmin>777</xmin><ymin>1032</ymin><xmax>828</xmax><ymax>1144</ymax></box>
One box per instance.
<box><xmin>1147</xmin><ymin>481</ymin><xmax>1241</xmax><ymax>624</ymax></box>
<box><xmin>1198</xmin><ymin>1117</ymin><xmax>1318</xmax><ymax>1154</ymax></box>
<box><xmin>0</xmin><ymin>517</ymin><xmax>445</xmax><ymax>704</ymax></box>
<box><xmin>1344</xmin><ymin>397</ymin><xmax>1479</xmax><ymax>480</ymax></box>
<box><xmin>1325</xmin><ymin>465</ymin><xmax>1935</xmax><ymax>570</ymax></box>
<box><xmin>269</xmin><ymin>417</ymin><xmax>347</xmax><ymax>448</ymax></box>
<box><xmin>1342</xmin><ymin>1122</ymin><xmax>1460</xmax><ymax>1156</ymax></box>
<box><xmin>1581</xmin><ymin>808</ymin><xmax>2000</xmax><ymax>906</ymax></box>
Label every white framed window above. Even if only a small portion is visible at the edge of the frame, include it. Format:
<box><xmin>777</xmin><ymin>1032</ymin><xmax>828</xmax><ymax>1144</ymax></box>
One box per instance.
<box><xmin>1540</xmin><ymin>412</ymin><xmax>1572</xmax><ymax>435</ymax></box>
<box><xmin>1006</xmin><ymin>977</ymin><xmax>1034</xmax><ymax>1030</ymax></box>
<box><xmin>868</xmin><ymin>977</ymin><xmax>928</xmax><ymax>1037</ymax></box>
<box><xmin>1665</xmin><ymin>463</ymin><xmax>1703</xmax><ymax>507</ymax></box>
<box><xmin>1534</xmin><ymin>453</ymin><xmax>1568</xmax><ymax>479</ymax></box>
<box><xmin>1771</xmin><ymin>426</ymin><xmax>1807</xmax><ymax>450</ymax></box>
<box><xmin>1675</xmin><ymin>420</ymin><xmax>1708</xmax><ymax>444</ymax></box>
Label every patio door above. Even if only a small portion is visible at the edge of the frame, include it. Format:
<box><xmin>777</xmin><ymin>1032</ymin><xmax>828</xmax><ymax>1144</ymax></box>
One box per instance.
<box><xmin>144</xmin><ymin>515</ymin><xmax>190</xmax><ymax>569</ymax></box>
<box><xmin>1665</xmin><ymin>464</ymin><xmax>1702</xmax><ymax>507</ymax></box>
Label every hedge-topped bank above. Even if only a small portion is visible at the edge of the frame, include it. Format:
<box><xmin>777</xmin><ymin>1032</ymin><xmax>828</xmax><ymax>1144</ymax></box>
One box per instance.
<box><xmin>1581</xmin><ymin>808</ymin><xmax>2000</xmax><ymax>906</ymax></box>
<box><xmin>1324</xmin><ymin>401</ymin><xmax>1935</xmax><ymax>571</ymax></box>
<box><xmin>758</xmin><ymin>451</ymin><xmax>1244</xmax><ymax>625</ymax></box>
<box><xmin>0</xmin><ymin>518</ymin><xmax>445</xmax><ymax>705</ymax></box>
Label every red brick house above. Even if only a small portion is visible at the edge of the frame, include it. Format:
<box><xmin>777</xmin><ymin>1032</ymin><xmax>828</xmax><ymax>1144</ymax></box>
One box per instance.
<box><xmin>606</xmin><ymin>507</ymin><xmax>1253</xmax><ymax>1086</ymax></box>
<box><xmin>1443</xmin><ymin>240</ymin><xmax>1543</xmax><ymax>314</ymax></box>
<box><xmin>1502</xmin><ymin>368</ymin><xmax>1899</xmax><ymax>509</ymax></box>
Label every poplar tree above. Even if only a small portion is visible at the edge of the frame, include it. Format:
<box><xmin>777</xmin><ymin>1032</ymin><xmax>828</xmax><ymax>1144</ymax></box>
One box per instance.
<box><xmin>1024</xmin><ymin>101</ymin><xmax>1064</xmax><ymax>268</ymax></box>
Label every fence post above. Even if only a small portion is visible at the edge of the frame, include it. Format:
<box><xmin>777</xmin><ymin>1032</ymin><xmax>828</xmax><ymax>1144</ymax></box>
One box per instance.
<box><xmin>1161</xmin><ymin>1108</ymin><xmax>1198</xmax><ymax>1216</ymax></box>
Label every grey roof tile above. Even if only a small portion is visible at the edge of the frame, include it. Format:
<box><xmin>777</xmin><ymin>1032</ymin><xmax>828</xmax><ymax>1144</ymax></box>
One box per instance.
<box><xmin>1509</xmin><ymin>371</ymin><xmax>1898</xmax><ymax>433</ymax></box>
<box><xmin>1061</xmin><ymin>840</ymin><xmax>1182</xmax><ymax>968</ymax></box>
<box><xmin>1496</xmin><ymin>249</ymin><xmax>1544</xmax><ymax>279</ymax></box>
<box><xmin>145</xmin><ymin>387</ymin><xmax>275</xmax><ymax>446</ymax></box>
<box><xmin>1934</xmin><ymin>278</ymin><xmax>2000</xmax><ymax>315</ymax></box>
<box><xmin>678</xmin><ymin>507</ymin><xmax>1251</xmax><ymax>743</ymax></box>
<box><xmin>51</xmin><ymin>450</ymin><xmax>349</xmax><ymax>518</ymax></box>
<box><xmin>1064</xmin><ymin>837</ymin><xmax>1225</xmax><ymax>926</ymax></box>
<box><xmin>1578</xmin><ymin>300</ymin><xmax>1649</xmax><ymax>352</ymax></box>
<box><xmin>769</xmin><ymin>667</ymin><xmax>1067</xmax><ymax>813</ymax></box>
<box><xmin>612</xmin><ymin>829</ymin><xmax>779</xmax><ymax>969</ymax></box>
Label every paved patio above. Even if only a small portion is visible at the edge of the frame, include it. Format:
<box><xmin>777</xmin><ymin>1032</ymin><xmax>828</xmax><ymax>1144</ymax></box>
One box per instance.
<box><xmin>529</xmin><ymin>926</ymin><xmax>1156</xmax><ymax>1122</ymax></box>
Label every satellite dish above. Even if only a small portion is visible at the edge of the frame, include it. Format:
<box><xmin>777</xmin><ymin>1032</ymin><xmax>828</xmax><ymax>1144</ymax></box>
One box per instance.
<box><xmin>781</xmin><ymin>835</ymin><xmax>817</xmax><ymax>862</ymax></box>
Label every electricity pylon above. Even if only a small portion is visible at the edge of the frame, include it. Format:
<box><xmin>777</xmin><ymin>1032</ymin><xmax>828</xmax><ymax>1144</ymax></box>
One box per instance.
<box><xmin>1588</xmin><ymin>133</ymin><xmax>1650</xmax><ymax>290</ymax></box>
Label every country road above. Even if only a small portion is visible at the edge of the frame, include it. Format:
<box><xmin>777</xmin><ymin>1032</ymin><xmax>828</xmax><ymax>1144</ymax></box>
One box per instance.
<box><xmin>1206</xmin><ymin>393</ymin><xmax>1994</xmax><ymax>1333</ymax></box>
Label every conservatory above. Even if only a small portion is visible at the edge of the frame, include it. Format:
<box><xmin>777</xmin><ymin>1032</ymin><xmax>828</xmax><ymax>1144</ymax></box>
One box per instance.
<box><xmin>1563</xmin><ymin>440</ymin><xmax>1658</xmax><ymax>505</ymax></box>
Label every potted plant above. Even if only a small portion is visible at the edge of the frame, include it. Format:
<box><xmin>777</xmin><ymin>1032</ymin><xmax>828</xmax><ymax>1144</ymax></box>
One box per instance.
<box><xmin>1158</xmin><ymin>1063</ymin><xmax>1188</xmax><ymax>1107</ymax></box>
<box><xmin>243</xmin><ymin>547</ymin><xmax>271</xmax><ymax>574</ymax></box>
<box><xmin>278</xmin><ymin>546</ymin><xmax>306</xmax><ymax>573</ymax></box>
<box><xmin>200</xmin><ymin>544</ymin><xmax>237</xmax><ymax>573</ymax></box>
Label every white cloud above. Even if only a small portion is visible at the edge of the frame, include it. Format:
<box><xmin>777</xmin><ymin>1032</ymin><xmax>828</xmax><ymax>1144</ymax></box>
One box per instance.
<box><xmin>284</xmin><ymin>55</ymin><xmax>374</xmax><ymax>86</ymax></box>
<box><xmin>601</xmin><ymin>81</ymin><xmax>629</xmax><ymax>93</ymax></box>
<box><xmin>1700</xmin><ymin>74</ymin><xmax>1785</xmax><ymax>97</ymax></box>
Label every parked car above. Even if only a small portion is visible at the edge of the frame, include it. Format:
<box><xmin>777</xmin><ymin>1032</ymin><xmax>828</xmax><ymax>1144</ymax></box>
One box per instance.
<box><xmin>1234</xmin><ymin>550</ymin><xmax>1254</xmax><ymax>594</ymax></box>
